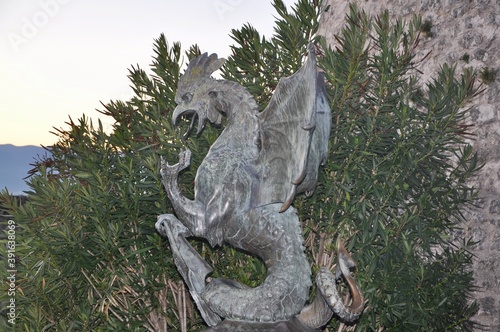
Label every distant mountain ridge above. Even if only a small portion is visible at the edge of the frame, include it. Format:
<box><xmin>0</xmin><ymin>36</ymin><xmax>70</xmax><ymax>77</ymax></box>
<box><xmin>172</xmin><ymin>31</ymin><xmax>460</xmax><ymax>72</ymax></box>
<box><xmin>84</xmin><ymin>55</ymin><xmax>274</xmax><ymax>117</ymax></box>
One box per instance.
<box><xmin>0</xmin><ymin>144</ymin><xmax>49</xmax><ymax>195</ymax></box>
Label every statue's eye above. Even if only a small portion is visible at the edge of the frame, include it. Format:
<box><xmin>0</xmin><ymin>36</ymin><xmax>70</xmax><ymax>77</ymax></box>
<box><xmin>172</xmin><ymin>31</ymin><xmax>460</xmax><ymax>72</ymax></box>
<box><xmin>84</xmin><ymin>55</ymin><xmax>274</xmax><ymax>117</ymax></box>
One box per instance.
<box><xmin>182</xmin><ymin>93</ymin><xmax>193</xmax><ymax>102</ymax></box>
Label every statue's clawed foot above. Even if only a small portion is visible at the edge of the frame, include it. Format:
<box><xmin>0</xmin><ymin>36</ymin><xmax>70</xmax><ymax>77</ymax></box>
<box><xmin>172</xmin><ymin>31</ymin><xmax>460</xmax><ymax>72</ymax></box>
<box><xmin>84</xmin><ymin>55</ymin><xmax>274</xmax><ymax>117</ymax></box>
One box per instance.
<box><xmin>161</xmin><ymin>149</ymin><xmax>192</xmax><ymax>181</ymax></box>
<box><xmin>156</xmin><ymin>213</ymin><xmax>191</xmax><ymax>238</ymax></box>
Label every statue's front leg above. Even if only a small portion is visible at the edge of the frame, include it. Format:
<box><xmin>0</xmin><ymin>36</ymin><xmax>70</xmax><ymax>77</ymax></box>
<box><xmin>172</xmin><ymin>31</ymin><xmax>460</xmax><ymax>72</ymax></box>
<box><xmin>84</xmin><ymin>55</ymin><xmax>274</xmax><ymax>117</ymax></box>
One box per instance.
<box><xmin>160</xmin><ymin>149</ymin><xmax>205</xmax><ymax>237</ymax></box>
<box><xmin>158</xmin><ymin>151</ymin><xmax>220</xmax><ymax>325</ymax></box>
<box><xmin>156</xmin><ymin>214</ymin><xmax>221</xmax><ymax>327</ymax></box>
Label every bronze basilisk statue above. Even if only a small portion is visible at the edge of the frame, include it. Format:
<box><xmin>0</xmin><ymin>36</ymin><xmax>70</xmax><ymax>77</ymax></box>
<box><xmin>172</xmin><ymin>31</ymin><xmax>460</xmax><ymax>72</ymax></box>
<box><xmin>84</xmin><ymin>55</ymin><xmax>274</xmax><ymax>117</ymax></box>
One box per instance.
<box><xmin>156</xmin><ymin>44</ymin><xmax>364</xmax><ymax>331</ymax></box>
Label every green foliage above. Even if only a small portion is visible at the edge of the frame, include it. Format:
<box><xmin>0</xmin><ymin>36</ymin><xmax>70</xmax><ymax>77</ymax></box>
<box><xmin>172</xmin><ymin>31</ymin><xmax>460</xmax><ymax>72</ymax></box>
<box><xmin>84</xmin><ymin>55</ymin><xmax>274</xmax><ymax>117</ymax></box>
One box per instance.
<box><xmin>1</xmin><ymin>1</ymin><xmax>481</xmax><ymax>331</ymax></box>
<box><xmin>315</xmin><ymin>7</ymin><xmax>480</xmax><ymax>332</ymax></box>
<box><xmin>223</xmin><ymin>0</ymin><xmax>322</xmax><ymax>108</ymax></box>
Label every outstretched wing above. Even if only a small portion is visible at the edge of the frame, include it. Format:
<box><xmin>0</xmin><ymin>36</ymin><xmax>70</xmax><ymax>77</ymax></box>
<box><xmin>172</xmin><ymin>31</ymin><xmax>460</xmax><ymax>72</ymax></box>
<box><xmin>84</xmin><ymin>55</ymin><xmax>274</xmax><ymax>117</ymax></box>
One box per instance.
<box><xmin>253</xmin><ymin>44</ymin><xmax>331</xmax><ymax>212</ymax></box>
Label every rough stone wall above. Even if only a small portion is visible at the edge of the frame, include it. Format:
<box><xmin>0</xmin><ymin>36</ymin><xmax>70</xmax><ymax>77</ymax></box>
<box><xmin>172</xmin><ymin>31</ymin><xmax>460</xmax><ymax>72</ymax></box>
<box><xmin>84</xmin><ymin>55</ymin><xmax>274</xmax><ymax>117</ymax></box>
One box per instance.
<box><xmin>317</xmin><ymin>0</ymin><xmax>499</xmax><ymax>330</ymax></box>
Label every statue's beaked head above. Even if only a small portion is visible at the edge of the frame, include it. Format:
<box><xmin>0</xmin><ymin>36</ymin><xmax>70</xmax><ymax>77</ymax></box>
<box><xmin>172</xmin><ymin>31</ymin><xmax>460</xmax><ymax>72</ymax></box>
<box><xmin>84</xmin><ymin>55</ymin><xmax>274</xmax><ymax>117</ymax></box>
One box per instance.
<box><xmin>173</xmin><ymin>53</ymin><xmax>226</xmax><ymax>137</ymax></box>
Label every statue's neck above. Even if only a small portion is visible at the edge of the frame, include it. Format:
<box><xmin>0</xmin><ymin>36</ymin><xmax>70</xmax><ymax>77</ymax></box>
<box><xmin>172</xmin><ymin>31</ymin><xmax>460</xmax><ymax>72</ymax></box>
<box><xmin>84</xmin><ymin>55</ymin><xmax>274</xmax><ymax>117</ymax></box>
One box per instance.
<box><xmin>215</xmin><ymin>80</ymin><xmax>258</xmax><ymax>120</ymax></box>
<box><xmin>212</xmin><ymin>80</ymin><xmax>259</xmax><ymax>142</ymax></box>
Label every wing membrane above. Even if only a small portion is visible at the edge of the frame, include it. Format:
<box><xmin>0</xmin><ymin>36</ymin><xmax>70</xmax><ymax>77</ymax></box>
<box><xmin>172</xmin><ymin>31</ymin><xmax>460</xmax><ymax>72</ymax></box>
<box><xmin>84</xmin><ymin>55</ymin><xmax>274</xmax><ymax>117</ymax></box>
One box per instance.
<box><xmin>254</xmin><ymin>44</ymin><xmax>331</xmax><ymax>211</ymax></box>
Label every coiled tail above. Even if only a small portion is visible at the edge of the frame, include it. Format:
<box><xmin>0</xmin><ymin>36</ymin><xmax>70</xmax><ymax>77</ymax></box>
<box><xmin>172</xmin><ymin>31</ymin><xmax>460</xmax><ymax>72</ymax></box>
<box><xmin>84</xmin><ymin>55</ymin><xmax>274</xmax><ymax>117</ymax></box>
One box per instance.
<box><xmin>296</xmin><ymin>237</ymin><xmax>364</xmax><ymax>329</ymax></box>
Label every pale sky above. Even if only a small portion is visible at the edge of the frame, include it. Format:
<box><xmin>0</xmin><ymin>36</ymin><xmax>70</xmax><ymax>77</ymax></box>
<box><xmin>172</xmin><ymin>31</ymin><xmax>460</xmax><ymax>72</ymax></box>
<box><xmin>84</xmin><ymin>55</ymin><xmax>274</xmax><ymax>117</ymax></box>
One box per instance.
<box><xmin>0</xmin><ymin>0</ymin><xmax>294</xmax><ymax>146</ymax></box>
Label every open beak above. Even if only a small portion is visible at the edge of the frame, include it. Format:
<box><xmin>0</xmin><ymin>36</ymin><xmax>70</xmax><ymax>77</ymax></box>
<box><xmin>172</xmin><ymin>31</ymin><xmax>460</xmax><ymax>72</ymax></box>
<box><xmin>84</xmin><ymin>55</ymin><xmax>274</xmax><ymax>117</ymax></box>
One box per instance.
<box><xmin>172</xmin><ymin>105</ymin><xmax>206</xmax><ymax>138</ymax></box>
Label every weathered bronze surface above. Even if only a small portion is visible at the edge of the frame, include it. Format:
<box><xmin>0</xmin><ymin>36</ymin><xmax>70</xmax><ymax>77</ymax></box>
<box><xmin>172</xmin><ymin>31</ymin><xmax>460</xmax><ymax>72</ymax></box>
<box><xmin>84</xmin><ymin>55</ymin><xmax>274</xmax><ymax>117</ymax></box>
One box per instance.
<box><xmin>203</xmin><ymin>318</ymin><xmax>318</xmax><ymax>332</ymax></box>
<box><xmin>156</xmin><ymin>44</ymin><xmax>364</xmax><ymax>331</ymax></box>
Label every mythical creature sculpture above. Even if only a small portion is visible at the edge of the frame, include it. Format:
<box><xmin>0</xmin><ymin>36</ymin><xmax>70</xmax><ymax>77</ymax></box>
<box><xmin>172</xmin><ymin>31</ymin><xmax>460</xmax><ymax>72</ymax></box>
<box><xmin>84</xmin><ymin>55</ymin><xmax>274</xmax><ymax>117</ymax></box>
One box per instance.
<box><xmin>156</xmin><ymin>44</ymin><xmax>364</xmax><ymax>330</ymax></box>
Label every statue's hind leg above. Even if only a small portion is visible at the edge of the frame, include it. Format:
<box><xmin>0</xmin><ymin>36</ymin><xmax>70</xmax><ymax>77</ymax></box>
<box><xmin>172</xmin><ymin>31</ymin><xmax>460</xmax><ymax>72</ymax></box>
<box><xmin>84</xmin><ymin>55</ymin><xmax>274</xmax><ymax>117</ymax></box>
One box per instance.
<box><xmin>156</xmin><ymin>214</ymin><xmax>221</xmax><ymax>327</ymax></box>
<box><xmin>201</xmin><ymin>204</ymin><xmax>312</xmax><ymax>322</ymax></box>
